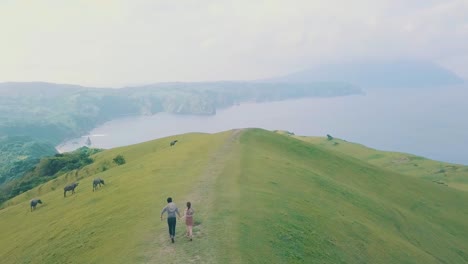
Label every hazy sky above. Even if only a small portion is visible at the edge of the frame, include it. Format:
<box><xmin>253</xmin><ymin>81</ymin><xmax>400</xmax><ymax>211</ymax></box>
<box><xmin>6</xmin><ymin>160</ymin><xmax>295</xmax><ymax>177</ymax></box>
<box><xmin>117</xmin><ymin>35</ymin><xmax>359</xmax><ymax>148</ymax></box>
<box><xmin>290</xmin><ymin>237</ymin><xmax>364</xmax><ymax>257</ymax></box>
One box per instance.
<box><xmin>1</xmin><ymin>0</ymin><xmax>467</xmax><ymax>87</ymax></box>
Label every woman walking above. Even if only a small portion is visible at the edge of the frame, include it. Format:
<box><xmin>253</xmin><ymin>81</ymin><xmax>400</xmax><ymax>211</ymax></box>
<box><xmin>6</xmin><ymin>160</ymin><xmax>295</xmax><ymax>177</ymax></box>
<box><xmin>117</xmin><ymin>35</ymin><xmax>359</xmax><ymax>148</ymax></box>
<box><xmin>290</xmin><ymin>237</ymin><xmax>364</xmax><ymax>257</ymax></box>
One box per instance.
<box><xmin>183</xmin><ymin>201</ymin><xmax>195</xmax><ymax>241</ymax></box>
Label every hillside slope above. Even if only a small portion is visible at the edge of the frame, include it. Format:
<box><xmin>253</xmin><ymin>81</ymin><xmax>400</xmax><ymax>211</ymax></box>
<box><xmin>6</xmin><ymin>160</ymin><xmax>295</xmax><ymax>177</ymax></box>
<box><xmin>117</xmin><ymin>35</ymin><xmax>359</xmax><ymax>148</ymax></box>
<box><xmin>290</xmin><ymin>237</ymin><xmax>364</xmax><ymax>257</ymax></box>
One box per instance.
<box><xmin>293</xmin><ymin>135</ymin><xmax>468</xmax><ymax>191</ymax></box>
<box><xmin>1</xmin><ymin>129</ymin><xmax>468</xmax><ymax>263</ymax></box>
<box><xmin>0</xmin><ymin>136</ymin><xmax>57</xmax><ymax>185</ymax></box>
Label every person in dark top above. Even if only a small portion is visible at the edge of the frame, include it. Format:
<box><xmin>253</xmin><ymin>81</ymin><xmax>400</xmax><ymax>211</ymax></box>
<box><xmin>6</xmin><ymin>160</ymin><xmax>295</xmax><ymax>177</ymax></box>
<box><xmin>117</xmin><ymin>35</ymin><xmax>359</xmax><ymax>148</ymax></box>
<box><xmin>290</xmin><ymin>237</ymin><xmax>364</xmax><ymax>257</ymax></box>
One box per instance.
<box><xmin>160</xmin><ymin>197</ymin><xmax>181</xmax><ymax>243</ymax></box>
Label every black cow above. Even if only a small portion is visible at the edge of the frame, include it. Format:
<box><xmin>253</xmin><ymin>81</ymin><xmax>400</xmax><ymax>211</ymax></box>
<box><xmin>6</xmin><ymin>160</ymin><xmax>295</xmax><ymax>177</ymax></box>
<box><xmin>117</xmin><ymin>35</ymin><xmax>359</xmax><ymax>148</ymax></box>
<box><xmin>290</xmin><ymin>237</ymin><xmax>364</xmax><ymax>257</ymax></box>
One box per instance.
<box><xmin>170</xmin><ymin>140</ymin><xmax>178</xmax><ymax>146</ymax></box>
<box><xmin>30</xmin><ymin>199</ymin><xmax>42</xmax><ymax>212</ymax></box>
<box><xmin>93</xmin><ymin>178</ymin><xmax>105</xmax><ymax>192</ymax></box>
<box><xmin>64</xmin><ymin>182</ymin><xmax>79</xmax><ymax>197</ymax></box>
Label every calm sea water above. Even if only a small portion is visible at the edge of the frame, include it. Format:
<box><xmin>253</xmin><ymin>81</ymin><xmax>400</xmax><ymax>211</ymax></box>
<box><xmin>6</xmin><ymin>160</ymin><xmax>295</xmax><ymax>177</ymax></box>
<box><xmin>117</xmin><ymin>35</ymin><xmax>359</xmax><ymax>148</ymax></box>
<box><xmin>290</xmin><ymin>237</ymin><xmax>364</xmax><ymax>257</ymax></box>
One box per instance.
<box><xmin>58</xmin><ymin>85</ymin><xmax>468</xmax><ymax>165</ymax></box>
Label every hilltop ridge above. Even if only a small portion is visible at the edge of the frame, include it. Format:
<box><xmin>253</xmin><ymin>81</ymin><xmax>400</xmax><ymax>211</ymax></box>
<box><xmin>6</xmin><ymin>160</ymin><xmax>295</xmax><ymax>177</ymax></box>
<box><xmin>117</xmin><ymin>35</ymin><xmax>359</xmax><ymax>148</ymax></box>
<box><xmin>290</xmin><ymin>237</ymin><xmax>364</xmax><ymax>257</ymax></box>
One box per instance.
<box><xmin>1</xmin><ymin>129</ymin><xmax>468</xmax><ymax>263</ymax></box>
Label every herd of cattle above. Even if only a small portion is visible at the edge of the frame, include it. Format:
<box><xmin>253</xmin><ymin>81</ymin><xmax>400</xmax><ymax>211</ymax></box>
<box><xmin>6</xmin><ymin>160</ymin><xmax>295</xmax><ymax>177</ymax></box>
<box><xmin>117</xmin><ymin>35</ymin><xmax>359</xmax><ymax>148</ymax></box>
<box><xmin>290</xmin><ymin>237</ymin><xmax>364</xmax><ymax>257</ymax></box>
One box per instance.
<box><xmin>29</xmin><ymin>177</ymin><xmax>105</xmax><ymax>212</ymax></box>
<box><xmin>29</xmin><ymin>139</ymin><xmax>179</xmax><ymax>212</ymax></box>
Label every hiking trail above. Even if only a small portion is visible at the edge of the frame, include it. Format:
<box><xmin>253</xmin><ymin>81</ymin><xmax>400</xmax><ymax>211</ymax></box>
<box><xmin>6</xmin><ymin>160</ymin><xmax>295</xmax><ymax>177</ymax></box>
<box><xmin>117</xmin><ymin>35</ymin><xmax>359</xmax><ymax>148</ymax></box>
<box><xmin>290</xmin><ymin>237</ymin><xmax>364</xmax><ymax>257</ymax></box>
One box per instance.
<box><xmin>144</xmin><ymin>129</ymin><xmax>243</xmax><ymax>263</ymax></box>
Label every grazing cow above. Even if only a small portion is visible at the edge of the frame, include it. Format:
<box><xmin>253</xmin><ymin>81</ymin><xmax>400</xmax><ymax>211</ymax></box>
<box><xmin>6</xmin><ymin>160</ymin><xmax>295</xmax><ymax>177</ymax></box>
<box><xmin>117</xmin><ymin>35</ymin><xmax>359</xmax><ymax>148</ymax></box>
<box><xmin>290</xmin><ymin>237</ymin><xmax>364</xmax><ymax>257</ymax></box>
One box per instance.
<box><xmin>64</xmin><ymin>182</ymin><xmax>79</xmax><ymax>197</ymax></box>
<box><xmin>30</xmin><ymin>199</ymin><xmax>42</xmax><ymax>212</ymax></box>
<box><xmin>93</xmin><ymin>178</ymin><xmax>105</xmax><ymax>192</ymax></box>
<box><xmin>170</xmin><ymin>140</ymin><xmax>178</xmax><ymax>146</ymax></box>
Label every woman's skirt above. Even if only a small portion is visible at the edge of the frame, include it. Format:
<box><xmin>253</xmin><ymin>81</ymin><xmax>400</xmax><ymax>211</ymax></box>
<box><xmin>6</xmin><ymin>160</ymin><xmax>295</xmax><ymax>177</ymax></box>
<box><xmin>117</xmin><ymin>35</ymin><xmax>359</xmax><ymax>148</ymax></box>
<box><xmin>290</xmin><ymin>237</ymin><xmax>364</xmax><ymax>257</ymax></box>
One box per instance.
<box><xmin>185</xmin><ymin>216</ymin><xmax>193</xmax><ymax>226</ymax></box>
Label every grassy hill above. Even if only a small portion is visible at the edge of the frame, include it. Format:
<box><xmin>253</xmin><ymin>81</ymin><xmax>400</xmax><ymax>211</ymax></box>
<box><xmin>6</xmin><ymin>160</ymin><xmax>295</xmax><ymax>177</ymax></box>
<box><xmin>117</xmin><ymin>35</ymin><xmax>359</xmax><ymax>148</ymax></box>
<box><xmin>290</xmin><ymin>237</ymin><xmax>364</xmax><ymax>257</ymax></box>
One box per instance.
<box><xmin>291</xmin><ymin>134</ymin><xmax>468</xmax><ymax>191</ymax></box>
<box><xmin>1</xmin><ymin>129</ymin><xmax>468</xmax><ymax>263</ymax></box>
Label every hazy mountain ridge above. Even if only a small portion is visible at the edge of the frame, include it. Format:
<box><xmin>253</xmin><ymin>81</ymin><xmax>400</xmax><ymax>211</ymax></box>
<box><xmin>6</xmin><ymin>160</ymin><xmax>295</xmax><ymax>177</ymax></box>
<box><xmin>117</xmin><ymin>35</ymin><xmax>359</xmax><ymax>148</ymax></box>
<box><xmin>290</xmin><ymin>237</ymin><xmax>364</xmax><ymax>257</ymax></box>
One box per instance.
<box><xmin>0</xmin><ymin>81</ymin><xmax>361</xmax><ymax>142</ymax></box>
<box><xmin>0</xmin><ymin>81</ymin><xmax>360</xmax><ymax>187</ymax></box>
<box><xmin>0</xmin><ymin>82</ymin><xmax>88</xmax><ymax>97</ymax></box>
<box><xmin>270</xmin><ymin>60</ymin><xmax>465</xmax><ymax>88</ymax></box>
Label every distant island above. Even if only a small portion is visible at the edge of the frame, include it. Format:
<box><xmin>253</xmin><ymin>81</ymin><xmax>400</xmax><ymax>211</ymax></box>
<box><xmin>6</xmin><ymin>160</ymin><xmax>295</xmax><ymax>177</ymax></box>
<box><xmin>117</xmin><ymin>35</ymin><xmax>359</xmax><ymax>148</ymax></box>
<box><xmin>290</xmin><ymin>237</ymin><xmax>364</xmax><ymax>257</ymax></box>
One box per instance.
<box><xmin>270</xmin><ymin>60</ymin><xmax>464</xmax><ymax>88</ymax></box>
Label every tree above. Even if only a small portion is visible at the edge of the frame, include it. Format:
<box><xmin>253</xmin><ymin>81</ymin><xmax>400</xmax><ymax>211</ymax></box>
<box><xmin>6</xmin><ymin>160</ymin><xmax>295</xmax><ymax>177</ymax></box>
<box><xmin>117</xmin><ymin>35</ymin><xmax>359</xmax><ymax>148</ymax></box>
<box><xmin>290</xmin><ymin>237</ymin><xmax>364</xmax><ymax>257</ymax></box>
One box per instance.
<box><xmin>327</xmin><ymin>134</ymin><xmax>334</xmax><ymax>141</ymax></box>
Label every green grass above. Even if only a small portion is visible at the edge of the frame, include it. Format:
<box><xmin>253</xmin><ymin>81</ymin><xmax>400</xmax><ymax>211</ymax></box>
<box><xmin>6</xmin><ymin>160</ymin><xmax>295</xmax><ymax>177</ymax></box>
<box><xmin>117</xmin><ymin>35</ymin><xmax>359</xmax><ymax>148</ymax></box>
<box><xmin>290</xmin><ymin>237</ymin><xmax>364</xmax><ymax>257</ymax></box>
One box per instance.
<box><xmin>1</xmin><ymin>129</ymin><xmax>468</xmax><ymax>263</ymax></box>
<box><xmin>292</xmin><ymin>135</ymin><xmax>468</xmax><ymax>191</ymax></box>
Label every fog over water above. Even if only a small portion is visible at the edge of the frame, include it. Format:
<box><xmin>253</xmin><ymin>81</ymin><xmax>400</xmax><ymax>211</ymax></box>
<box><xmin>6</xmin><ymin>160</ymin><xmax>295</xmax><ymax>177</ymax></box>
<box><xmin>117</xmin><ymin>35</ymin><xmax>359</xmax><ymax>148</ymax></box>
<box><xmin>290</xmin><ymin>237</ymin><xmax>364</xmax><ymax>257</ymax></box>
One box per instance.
<box><xmin>58</xmin><ymin>85</ymin><xmax>468</xmax><ymax>165</ymax></box>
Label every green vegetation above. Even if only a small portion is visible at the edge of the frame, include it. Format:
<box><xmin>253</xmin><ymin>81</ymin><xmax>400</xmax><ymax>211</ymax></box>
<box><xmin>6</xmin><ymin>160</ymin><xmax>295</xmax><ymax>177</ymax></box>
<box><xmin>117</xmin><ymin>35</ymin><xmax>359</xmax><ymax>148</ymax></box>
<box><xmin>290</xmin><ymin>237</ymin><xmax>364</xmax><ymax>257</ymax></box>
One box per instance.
<box><xmin>293</xmin><ymin>135</ymin><xmax>468</xmax><ymax>191</ymax></box>
<box><xmin>0</xmin><ymin>81</ymin><xmax>361</xmax><ymax>187</ymax></box>
<box><xmin>113</xmin><ymin>154</ymin><xmax>126</xmax><ymax>165</ymax></box>
<box><xmin>0</xmin><ymin>147</ymin><xmax>101</xmax><ymax>206</ymax></box>
<box><xmin>0</xmin><ymin>81</ymin><xmax>361</xmax><ymax>143</ymax></box>
<box><xmin>0</xmin><ymin>136</ymin><xmax>57</xmax><ymax>184</ymax></box>
<box><xmin>1</xmin><ymin>129</ymin><xmax>468</xmax><ymax>263</ymax></box>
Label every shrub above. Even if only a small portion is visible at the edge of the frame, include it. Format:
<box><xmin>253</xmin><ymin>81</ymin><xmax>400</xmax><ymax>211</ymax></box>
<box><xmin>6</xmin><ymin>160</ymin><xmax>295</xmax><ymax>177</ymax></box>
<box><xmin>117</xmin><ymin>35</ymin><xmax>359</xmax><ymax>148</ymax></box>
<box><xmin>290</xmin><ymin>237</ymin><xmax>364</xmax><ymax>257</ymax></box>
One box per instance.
<box><xmin>113</xmin><ymin>155</ymin><xmax>126</xmax><ymax>165</ymax></box>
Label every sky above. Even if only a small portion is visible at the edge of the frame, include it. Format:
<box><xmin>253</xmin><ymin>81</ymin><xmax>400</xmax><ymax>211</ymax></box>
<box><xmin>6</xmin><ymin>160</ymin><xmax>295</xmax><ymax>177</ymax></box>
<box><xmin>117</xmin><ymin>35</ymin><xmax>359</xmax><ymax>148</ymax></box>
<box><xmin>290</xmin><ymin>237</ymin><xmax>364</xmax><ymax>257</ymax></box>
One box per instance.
<box><xmin>1</xmin><ymin>0</ymin><xmax>467</xmax><ymax>87</ymax></box>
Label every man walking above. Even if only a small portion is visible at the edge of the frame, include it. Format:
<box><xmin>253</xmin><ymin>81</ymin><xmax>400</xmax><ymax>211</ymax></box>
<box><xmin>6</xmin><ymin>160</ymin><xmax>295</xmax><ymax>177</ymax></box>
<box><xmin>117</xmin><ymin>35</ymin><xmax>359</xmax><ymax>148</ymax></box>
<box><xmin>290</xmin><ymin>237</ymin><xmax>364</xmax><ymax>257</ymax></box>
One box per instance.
<box><xmin>160</xmin><ymin>197</ymin><xmax>181</xmax><ymax>243</ymax></box>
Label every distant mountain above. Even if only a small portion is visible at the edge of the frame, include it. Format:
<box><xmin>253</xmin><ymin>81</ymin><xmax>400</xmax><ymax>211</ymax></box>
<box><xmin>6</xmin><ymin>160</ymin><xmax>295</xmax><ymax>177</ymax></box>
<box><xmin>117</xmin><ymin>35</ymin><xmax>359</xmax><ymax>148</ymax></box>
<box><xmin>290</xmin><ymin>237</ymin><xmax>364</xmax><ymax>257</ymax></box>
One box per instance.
<box><xmin>270</xmin><ymin>60</ymin><xmax>464</xmax><ymax>88</ymax></box>
<box><xmin>0</xmin><ymin>80</ymin><xmax>361</xmax><ymax>144</ymax></box>
<box><xmin>0</xmin><ymin>80</ymin><xmax>361</xmax><ymax>188</ymax></box>
<box><xmin>0</xmin><ymin>82</ymin><xmax>92</xmax><ymax>97</ymax></box>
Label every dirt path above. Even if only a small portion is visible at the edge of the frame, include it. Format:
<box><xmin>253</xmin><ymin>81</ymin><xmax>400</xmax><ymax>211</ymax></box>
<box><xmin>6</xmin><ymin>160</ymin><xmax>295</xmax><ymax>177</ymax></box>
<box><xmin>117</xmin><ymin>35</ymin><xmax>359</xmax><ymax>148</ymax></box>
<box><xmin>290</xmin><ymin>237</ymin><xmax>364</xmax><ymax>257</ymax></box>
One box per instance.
<box><xmin>144</xmin><ymin>129</ymin><xmax>243</xmax><ymax>263</ymax></box>
<box><xmin>187</xmin><ymin>128</ymin><xmax>243</xmax><ymax>204</ymax></box>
